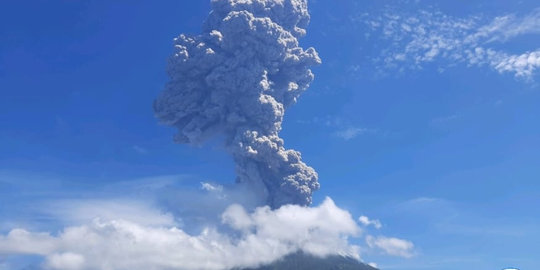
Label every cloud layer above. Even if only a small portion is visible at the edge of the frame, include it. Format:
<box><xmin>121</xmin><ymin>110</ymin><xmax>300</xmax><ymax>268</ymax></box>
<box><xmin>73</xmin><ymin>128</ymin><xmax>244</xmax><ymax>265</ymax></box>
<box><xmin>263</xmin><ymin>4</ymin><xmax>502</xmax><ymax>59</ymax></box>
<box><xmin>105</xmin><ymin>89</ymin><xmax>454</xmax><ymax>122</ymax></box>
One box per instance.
<box><xmin>0</xmin><ymin>198</ymin><xmax>363</xmax><ymax>270</ymax></box>
<box><xmin>363</xmin><ymin>6</ymin><xmax>540</xmax><ymax>79</ymax></box>
<box><xmin>365</xmin><ymin>235</ymin><xmax>415</xmax><ymax>258</ymax></box>
<box><xmin>154</xmin><ymin>0</ymin><xmax>321</xmax><ymax>208</ymax></box>
<box><xmin>358</xmin><ymin>215</ymin><xmax>382</xmax><ymax>229</ymax></box>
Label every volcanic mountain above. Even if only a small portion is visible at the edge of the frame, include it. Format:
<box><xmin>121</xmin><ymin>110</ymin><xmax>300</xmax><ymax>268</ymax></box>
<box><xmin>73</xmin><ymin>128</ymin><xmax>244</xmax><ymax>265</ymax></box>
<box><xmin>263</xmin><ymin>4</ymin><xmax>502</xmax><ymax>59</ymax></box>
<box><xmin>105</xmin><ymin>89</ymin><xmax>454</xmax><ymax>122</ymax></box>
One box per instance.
<box><xmin>241</xmin><ymin>252</ymin><xmax>378</xmax><ymax>270</ymax></box>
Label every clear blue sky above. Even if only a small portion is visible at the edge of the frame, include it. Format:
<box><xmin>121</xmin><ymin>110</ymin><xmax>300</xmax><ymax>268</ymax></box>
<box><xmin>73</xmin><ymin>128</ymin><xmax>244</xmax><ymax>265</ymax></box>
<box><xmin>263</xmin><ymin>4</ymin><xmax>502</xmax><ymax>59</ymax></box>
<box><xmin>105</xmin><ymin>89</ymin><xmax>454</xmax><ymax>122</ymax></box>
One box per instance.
<box><xmin>1</xmin><ymin>1</ymin><xmax>539</xmax><ymax>270</ymax></box>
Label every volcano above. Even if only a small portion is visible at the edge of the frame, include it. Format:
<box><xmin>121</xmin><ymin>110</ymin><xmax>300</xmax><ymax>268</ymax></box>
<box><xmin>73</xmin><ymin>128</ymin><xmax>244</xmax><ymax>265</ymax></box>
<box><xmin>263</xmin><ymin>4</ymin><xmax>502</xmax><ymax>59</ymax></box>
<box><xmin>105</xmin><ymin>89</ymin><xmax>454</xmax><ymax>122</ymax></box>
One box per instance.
<box><xmin>241</xmin><ymin>252</ymin><xmax>378</xmax><ymax>270</ymax></box>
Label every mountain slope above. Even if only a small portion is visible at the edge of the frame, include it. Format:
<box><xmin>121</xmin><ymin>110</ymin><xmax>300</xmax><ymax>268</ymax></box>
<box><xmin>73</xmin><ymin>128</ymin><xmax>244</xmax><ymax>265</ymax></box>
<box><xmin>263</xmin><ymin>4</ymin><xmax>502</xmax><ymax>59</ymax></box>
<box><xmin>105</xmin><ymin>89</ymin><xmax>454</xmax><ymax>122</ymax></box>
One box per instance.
<box><xmin>241</xmin><ymin>252</ymin><xmax>378</xmax><ymax>270</ymax></box>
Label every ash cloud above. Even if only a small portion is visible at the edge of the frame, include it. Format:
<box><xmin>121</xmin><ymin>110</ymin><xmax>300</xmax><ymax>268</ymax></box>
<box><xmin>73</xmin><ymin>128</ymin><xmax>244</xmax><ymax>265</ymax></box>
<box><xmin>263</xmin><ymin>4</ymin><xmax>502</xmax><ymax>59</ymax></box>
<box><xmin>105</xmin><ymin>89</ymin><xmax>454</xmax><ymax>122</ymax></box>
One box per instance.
<box><xmin>154</xmin><ymin>0</ymin><xmax>321</xmax><ymax>208</ymax></box>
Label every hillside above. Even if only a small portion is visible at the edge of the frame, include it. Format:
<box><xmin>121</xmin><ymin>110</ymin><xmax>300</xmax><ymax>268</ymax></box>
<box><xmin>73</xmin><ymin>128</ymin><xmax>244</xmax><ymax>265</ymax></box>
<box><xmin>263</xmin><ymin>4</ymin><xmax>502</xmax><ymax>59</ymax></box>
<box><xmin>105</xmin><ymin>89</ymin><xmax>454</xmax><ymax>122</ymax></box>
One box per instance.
<box><xmin>241</xmin><ymin>252</ymin><xmax>378</xmax><ymax>270</ymax></box>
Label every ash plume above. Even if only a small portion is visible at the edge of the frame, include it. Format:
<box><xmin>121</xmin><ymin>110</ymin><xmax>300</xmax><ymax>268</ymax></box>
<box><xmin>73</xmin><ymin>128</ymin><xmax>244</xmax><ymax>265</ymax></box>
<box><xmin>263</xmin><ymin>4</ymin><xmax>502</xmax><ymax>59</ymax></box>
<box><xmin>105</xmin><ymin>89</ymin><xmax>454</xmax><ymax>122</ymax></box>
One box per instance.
<box><xmin>154</xmin><ymin>0</ymin><xmax>321</xmax><ymax>208</ymax></box>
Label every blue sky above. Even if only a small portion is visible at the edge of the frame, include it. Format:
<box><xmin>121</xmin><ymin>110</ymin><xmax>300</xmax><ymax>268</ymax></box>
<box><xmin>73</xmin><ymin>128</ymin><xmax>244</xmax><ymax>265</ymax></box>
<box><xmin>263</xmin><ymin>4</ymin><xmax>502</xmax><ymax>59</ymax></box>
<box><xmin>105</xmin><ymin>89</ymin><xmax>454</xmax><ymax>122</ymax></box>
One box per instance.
<box><xmin>1</xmin><ymin>1</ymin><xmax>539</xmax><ymax>270</ymax></box>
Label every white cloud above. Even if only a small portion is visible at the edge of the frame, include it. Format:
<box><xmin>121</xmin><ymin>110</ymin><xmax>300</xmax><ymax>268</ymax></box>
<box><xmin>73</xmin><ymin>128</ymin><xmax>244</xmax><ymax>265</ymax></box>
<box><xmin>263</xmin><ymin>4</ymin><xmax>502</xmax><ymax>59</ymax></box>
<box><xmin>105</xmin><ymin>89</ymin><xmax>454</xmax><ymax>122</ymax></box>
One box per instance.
<box><xmin>474</xmin><ymin>9</ymin><xmax>540</xmax><ymax>43</ymax></box>
<box><xmin>366</xmin><ymin>235</ymin><xmax>415</xmax><ymax>258</ymax></box>
<box><xmin>200</xmin><ymin>182</ymin><xmax>224</xmax><ymax>193</ymax></box>
<box><xmin>364</xmin><ymin>6</ymin><xmax>540</xmax><ymax>79</ymax></box>
<box><xmin>298</xmin><ymin>116</ymin><xmax>378</xmax><ymax>140</ymax></box>
<box><xmin>358</xmin><ymin>215</ymin><xmax>382</xmax><ymax>229</ymax></box>
<box><xmin>44</xmin><ymin>200</ymin><xmax>176</xmax><ymax>227</ymax></box>
<box><xmin>334</xmin><ymin>127</ymin><xmax>370</xmax><ymax>140</ymax></box>
<box><xmin>0</xmin><ymin>229</ymin><xmax>56</xmax><ymax>255</ymax></box>
<box><xmin>368</xmin><ymin>262</ymin><xmax>378</xmax><ymax>268</ymax></box>
<box><xmin>492</xmin><ymin>50</ymin><xmax>540</xmax><ymax>78</ymax></box>
<box><xmin>46</xmin><ymin>253</ymin><xmax>85</xmax><ymax>270</ymax></box>
<box><xmin>0</xmin><ymin>198</ymin><xmax>363</xmax><ymax>270</ymax></box>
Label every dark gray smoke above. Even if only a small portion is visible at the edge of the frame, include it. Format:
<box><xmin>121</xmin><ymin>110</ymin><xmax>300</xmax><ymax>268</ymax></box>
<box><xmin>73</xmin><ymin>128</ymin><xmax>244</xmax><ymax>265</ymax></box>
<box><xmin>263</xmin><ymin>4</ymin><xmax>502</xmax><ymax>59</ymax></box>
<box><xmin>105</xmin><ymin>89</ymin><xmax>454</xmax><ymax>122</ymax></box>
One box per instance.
<box><xmin>154</xmin><ymin>0</ymin><xmax>321</xmax><ymax>208</ymax></box>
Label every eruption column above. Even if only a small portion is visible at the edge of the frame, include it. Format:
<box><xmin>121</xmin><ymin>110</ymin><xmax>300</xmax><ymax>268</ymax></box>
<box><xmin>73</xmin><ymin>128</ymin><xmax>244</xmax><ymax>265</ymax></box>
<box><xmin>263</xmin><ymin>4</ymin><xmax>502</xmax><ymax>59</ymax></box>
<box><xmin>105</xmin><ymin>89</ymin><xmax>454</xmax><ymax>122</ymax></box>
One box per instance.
<box><xmin>154</xmin><ymin>0</ymin><xmax>321</xmax><ymax>208</ymax></box>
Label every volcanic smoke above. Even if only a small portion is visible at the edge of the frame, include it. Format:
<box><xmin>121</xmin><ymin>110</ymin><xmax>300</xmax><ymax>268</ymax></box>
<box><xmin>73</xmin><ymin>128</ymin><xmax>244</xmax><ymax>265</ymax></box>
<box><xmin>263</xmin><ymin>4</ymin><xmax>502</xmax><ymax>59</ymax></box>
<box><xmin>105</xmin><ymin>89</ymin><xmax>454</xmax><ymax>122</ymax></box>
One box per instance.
<box><xmin>154</xmin><ymin>0</ymin><xmax>321</xmax><ymax>208</ymax></box>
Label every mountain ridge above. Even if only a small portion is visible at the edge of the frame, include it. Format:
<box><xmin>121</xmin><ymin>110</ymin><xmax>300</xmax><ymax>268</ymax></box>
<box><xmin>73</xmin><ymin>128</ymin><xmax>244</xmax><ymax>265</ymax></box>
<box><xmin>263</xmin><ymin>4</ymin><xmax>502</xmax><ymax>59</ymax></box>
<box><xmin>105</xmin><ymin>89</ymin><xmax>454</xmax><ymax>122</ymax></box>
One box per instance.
<box><xmin>239</xmin><ymin>252</ymin><xmax>378</xmax><ymax>270</ymax></box>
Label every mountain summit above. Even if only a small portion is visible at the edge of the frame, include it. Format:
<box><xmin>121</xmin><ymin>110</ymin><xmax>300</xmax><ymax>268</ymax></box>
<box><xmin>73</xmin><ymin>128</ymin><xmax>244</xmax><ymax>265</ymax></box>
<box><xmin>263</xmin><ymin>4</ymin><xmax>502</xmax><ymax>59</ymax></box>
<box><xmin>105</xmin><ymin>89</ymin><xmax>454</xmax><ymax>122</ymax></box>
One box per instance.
<box><xmin>241</xmin><ymin>252</ymin><xmax>378</xmax><ymax>270</ymax></box>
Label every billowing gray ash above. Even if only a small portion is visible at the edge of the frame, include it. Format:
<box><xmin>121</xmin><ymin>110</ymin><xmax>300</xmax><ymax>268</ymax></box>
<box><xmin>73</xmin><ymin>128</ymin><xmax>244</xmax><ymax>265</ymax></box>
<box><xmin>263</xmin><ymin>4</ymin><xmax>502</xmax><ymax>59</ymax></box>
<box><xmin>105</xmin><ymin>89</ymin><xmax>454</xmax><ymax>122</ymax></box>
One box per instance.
<box><xmin>154</xmin><ymin>0</ymin><xmax>321</xmax><ymax>208</ymax></box>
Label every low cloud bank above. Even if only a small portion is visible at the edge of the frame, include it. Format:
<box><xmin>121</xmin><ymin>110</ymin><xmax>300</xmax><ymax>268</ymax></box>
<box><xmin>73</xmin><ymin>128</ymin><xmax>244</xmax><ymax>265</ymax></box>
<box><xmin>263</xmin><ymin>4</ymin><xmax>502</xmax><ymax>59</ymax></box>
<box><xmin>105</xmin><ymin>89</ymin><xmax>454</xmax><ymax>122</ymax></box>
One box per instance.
<box><xmin>0</xmin><ymin>198</ymin><xmax>364</xmax><ymax>270</ymax></box>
